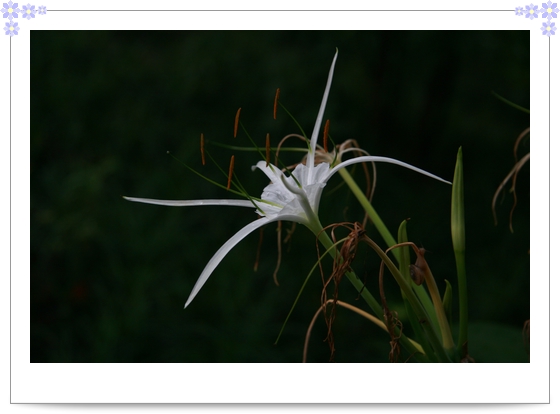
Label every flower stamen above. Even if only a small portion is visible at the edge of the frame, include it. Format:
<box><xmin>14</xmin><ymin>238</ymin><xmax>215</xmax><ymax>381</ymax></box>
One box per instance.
<box><xmin>234</xmin><ymin>108</ymin><xmax>241</xmax><ymax>138</ymax></box>
<box><xmin>274</xmin><ymin>88</ymin><xmax>280</xmax><ymax>120</ymax></box>
<box><xmin>200</xmin><ymin>133</ymin><xmax>206</xmax><ymax>166</ymax></box>
<box><xmin>227</xmin><ymin>155</ymin><xmax>235</xmax><ymax>190</ymax></box>
<box><xmin>323</xmin><ymin>119</ymin><xmax>330</xmax><ymax>153</ymax></box>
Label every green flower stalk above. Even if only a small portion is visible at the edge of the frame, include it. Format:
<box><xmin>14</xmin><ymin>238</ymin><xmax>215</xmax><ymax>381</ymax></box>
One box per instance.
<box><xmin>451</xmin><ymin>147</ymin><xmax>468</xmax><ymax>357</ymax></box>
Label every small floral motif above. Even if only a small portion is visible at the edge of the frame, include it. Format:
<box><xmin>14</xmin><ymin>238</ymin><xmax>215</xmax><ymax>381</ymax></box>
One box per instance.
<box><xmin>540</xmin><ymin>1</ymin><xmax>559</xmax><ymax>19</ymax></box>
<box><xmin>1</xmin><ymin>1</ymin><xmax>20</xmax><ymax>19</ymax></box>
<box><xmin>516</xmin><ymin>3</ymin><xmax>557</xmax><ymax>37</ymax></box>
<box><xmin>541</xmin><ymin>20</ymin><xmax>557</xmax><ymax>35</ymax></box>
<box><xmin>3</xmin><ymin>3</ymin><xmax>47</xmax><ymax>36</ymax></box>
<box><xmin>20</xmin><ymin>3</ymin><xmax>35</xmax><ymax>19</ymax></box>
<box><xmin>3</xmin><ymin>19</ymin><xmax>19</xmax><ymax>36</ymax></box>
<box><xmin>525</xmin><ymin>3</ymin><xmax>541</xmax><ymax>19</ymax></box>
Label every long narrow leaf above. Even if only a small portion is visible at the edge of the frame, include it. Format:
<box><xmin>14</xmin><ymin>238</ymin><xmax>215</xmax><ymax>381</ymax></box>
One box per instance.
<box><xmin>398</xmin><ymin>220</ymin><xmax>438</xmax><ymax>361</ymax></box>
<box><xmin>451</xmin><ymin>147</ymin><xmax>468</xmax><ymax>356</ymax></box>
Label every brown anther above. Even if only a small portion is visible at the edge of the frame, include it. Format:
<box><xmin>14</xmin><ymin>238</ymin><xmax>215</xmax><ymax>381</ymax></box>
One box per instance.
<box><xmin>323</xmin><ymin>119</ymin><xmax>330</xmax><ymax>152</ymax></box>
<box><xmin>273</xmin><ymin>88</ymin><xmax>280</xmax><ymax>120</ymax></box>
<box><xmin>265</xmin><ymin>133</ymin><xmax>271</xmax><ymax>167</ymax></box>
<box><xmin>234</xmin><ymin>108</ymin><xmax>241</xmax><ymax>137</ymax></box>
<box><xmin>227</xmin><ymin>155</ymin><xmax>235</xmax><ymax>190</ymax></box>
<box><xmin>200</xmin><ymin>133</ymin><xmax>206</xmax><ymax>166</ymax></box>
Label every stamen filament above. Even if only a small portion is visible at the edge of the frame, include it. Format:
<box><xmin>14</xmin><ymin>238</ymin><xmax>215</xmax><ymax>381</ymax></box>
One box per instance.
<box><xmin>168</xmin><ymin>151</ymin><xmax>245</xmax><ymax>198</ymax></box>
<box><xmin>266</xmin><ymin>133</ymin><xmax>271</xmax><ymax>167</ymax></box>
<box><xmin>202</xmin><ymin>150</ymin><xmax>266</xmax><ymax>214</ymax></box>
<box><xmin>238</xmin><ymin>120</ymin><xmax>268</xmax><ymax>164</ymax></box>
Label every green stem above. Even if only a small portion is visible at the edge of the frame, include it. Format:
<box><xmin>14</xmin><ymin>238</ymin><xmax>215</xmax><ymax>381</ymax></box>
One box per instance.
<box><xmin>422</xmin><ymin>262</ymin><xmax>455</xmax><ymax>351</ymax></box>
<box><xmin>315</xmin><ymin>230</ymin><xmax>382</xmax><ymax>316</ymax></box>
<box><xmin>337</xmin><ymin>166</ymin><xmax>441</xmax><ymax>336</ymax></box>
<box><xmin>336</xmin><ymin>167</ymin><xmax>396</xmax><ymax>252</ymax></box>
<box><xmin>364</xmin><ymin>239</ymin><xmax>452</xmax><ymax>362</ymax></box>
<box><xmin>313</xmin><ymin>226</ymin><xmax>429</xmax><ymax>362</ymax></box>
<box><xmin>398</xmin><ymin>221</ymin><xmax>438</xmax><ymax>362</ymax></box>
<box><xmin>491</xmin><ymin>91</ymin><xmax>530</xmax><ymax>114</ymax></box>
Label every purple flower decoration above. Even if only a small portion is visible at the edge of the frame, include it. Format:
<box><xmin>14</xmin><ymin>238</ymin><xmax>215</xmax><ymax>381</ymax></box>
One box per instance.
<box><xmin>541</xmin><ymin>20</ymin><xmax>557</xmax><ymax>35</ymax></box>
<box><xmin>38</xmin><ymin>4</ymin><xmax>45</xmax><ymax>15</ymax></box>
<box><xmin>515</xmin><ymin>6</ymin><xmax>525</xmax><ymax>15</ymax></box>
<box><xmin>525</xmin><ymin>3</ymin><xmax>541</xmax><ymax>19</ymax></box>
<box><xmin>540</xmin><ymin>1</ymin><xmax>559</xmax><ymax>19</ymax></box>
<box><xmin>1</xmin><ymin>1</ymin><xmax>20</xmax><ymax>19</ymax></box>
<box><xmin>4</xmin><ymin>20</ymin><xmax>19</xmax><ymax>36</ymax></box>
<box><xmin>20</xmin><ymin>3</ymin><xmax>35</xmax><ymax>20</ymax></box>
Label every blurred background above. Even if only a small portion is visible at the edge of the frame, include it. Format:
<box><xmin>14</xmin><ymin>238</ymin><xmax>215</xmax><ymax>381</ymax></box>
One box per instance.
<box><xmin>31</xmin><ymin>31</ymin><xmax>530</xmax><ymax>363</ymax></box>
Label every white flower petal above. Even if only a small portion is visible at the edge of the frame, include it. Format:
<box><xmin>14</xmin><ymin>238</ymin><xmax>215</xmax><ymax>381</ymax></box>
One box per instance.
<box><xmin>184</xmin><ymin>218</ymin><xmax>275</xmax><ymax>308</ymax></box>
<box><xmin>260</xmin><ymin>184</ymin><xmax>294</xmax><ymax>207</ymax></box>
<box><xmin>123</xmin><ymin>196</ymin><xmax>255</xmax><ymax>208</ymax></box>
<box><xmin>302</xmin><ymin>182</ymin><xmax>327</xmax><ymax>213</ymax></box>
<box><xmin>290</xmin><ymin>163</ymin><xmax>308</xmax><ymax>186</ymax></box>
<box><xmin>184</xmin><ymin>213</ymin><xmax>306</xmax><ymax>308</ymax></box>
<box><xmin>253</xmin><ymin>161</ymin><xmax>284</xmax><ymax>184</ymax></box>
<box><xmin>327</xmin><ymin>156</ymin><xmax>451</xmax><ymax>185</ymax></box>
<box><xmin>308</xmin><ymin>50</ymin><xmax>338</xmax><ymax>167</ymax></box>
<box><xmin>306</xmin><ymin>162</ymin><xmax>331</xmax><ymax>186</ymax></box>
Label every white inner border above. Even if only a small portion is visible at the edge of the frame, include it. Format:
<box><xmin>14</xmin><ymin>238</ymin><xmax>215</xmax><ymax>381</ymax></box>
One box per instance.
<box><xmin>1</xmin><ymin>0</ymin><xmax>552</xmax><ymax>405</ymax></box>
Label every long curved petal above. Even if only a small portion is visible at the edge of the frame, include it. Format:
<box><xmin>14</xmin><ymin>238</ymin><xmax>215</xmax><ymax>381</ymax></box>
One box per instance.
<box><xmin>308</xmin><ymin>49</ymin><xmax>338</xmax><ymax>177</ymax></box>
<box><xmin>123</xmin><ymin>196</ymin><xmax>255</xmax><ymax>208</ymax></box>
<box><xmin>327</xmin><ymin>156</ymin><xmax>451</xmax><ymax>185</ymax></box>
<box><xmin>184</xmin><ymin>217</ymin><xmax>275</xmax><ymax>308</ymax></box>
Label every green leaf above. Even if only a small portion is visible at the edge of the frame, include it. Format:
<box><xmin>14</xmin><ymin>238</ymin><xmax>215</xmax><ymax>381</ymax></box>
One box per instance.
<box><xmin>442</xmin><ymin>279</ymin><xmax>453</xmax><ymax>329</ymax></box>
<box><xmin>451</xmin><ymin>147</ymin><xmax>468</xmax><ymax>355</ymax></box>
<box><xmin>398</xmin><ymin>220</ymin><xmax>438</xmax><ymax>362</ymax></box>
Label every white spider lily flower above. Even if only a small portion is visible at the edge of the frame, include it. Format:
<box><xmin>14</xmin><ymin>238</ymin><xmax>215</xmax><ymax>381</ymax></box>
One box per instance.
<box><xmin>124</xmin><ymin>49</ymin><xmax>450</xmax><ymax>308</ymax></box>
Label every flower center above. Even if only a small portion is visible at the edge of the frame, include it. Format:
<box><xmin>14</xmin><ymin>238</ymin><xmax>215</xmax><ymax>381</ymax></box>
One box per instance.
<box><xmin>548</xmin><ymin>8</ymin><xmax>552</xmax><ymax>13</ymax></box>
<box><xmin>27</xmin><ymin>9</ymin><xmax>31</xmax><ymax>14</ymax></box>
<box><xmin>530</xmin><ymin>10</ymin><xmax>534</xmax><ymax>14</ymax></box>
<box><xmin>8</xmin><ymin>7</ymin><xmax>13</xmax><ymax>12</ymax></box>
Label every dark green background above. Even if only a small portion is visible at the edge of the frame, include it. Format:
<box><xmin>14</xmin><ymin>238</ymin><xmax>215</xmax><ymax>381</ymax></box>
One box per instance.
<box><xmin>31</xmin><ymin>31</ymin><xmax>530</xmax><ymax>363</ymax></box>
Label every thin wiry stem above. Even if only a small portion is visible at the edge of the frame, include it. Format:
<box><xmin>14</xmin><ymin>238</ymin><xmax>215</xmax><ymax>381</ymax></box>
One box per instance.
<box><xmin>492</xmin><ymin>152</ymin><xmax>530</xmax><ymax>231</ymax></box>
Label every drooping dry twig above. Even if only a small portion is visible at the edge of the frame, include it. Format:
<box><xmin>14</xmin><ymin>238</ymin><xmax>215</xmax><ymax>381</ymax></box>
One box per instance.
<box><xmin>315</xmin><ymin>222</ymin><xmax>366</xmax><ymax>361</ymax></box>
<box><xmin>492</xmin><ymin>127</ymin><xmax>530</xmax><ymax>232</ymax></box>
<box><xmin>377</xmin><ymin>251</ymin><xmax>403</xmax><ymax>363</ymax></box>
<box><xmin>302</xmin><ymin>299</ymin><xmax>388</xmax><ymax>363</ymax></box>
